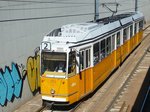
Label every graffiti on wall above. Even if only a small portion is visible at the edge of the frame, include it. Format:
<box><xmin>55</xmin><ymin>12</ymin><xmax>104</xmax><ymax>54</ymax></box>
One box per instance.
<box><xmin>26</xmin><ymin>55</ymin><xmax>40</xmax><ymax>94</ymax></box>
<box><xmin>0</xmin><ymin>55</ymin><xmax>40</xmax><ymax>106</ymax></box>
<box><xmin>0</xmin><ymin>46</ymin><xmax>41</xmax><ymax>106</ymax></box>
<box><xmin>0</xmin><ymin>63</ymin><xmax>24</xmax><ymax>106</ymax></box>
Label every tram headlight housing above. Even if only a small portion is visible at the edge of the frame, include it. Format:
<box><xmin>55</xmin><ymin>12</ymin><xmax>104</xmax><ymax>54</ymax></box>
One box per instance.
<box><xmin>51</xmin><ymin>89</ymin><xmax>55</xmax><ymax>94</ymax></box>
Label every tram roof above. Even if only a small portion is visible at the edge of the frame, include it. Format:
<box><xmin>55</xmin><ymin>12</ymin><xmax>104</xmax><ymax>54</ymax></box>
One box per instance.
<box><xmin>43</xmin><ymin>12</ymin><xmax>144</xmax><ymax>44</ymax></box>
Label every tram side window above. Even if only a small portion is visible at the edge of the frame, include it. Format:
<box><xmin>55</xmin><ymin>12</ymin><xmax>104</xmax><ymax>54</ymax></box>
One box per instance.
<box><xmin>100</xmin><ymin>39</ymin><xmax>106</xmax><ymax>60</ymax></box>
<box><xmin>86</xmin><ymin>49</ymin><xmax>91</xmax><ymax>68</ymax></box>
<box><xmin>139</xmin><ymin>20</ymin><xmax>144</xmax><ymax>31</ymax></box>
<box><xmin>134</xmin><ymin>23</ymin><xmax>137</xmax><ymax>35</ymax></box>
<box><xmin>130</xmin><ymin>25</ymin><xmax>133</xmax><ymax>38</ymax></box>
<box><xmin>79</xmin><ymin>51</ymin><xmax>84</xmax><ymax>70</ymax></box>
<box><xmin>68</xmin><ymin>51</ymin><xmax>76</xmax><ymax>75</ymax></box>
<box><xmin>112</xmin><ymin>34</ymin><xmax>115</xmax><ymax>50</ymax></box>
<box><xmin>123</xmin><ymin>28</ymin><xmax>127</xmax><ymax>43</ymax></box>
<box><xmin>93</xmin><ymin>42</ymin><xmax>100</xmax><ymax>65</ymax></box>
<box><xmin>127</xmin><ymin>27</ymin><xmax>130</xmax><ymax>39</ymax></box>
<box><xmin>106</xmin><ymin>36</ymin><xmax>111</xmax><ymax>56</ymax></box>
<box><xmin>116</xmin><ymin>32</ymin><xmax>120</xmax><ymax>48</ymax></box>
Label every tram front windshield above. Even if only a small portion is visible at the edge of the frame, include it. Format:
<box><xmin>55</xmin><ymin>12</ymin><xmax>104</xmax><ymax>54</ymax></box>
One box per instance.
<box><xmin>41</xmin><ymin>52</ymin><xmax>67</xmax><ymax>75</ymax></box>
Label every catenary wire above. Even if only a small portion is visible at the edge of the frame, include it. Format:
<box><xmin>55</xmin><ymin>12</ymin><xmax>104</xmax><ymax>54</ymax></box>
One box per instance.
<box><xmin>0</xmin><ymin>0</ymin><xmax>149</xmax><ymax>22</ymax></box>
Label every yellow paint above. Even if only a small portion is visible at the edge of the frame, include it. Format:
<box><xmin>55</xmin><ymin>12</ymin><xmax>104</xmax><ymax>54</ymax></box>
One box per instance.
<box><xmin>41</xmin><ymin>30</ymin><xmax>143</xmax><ymax>105</ymax></box>
<box><xmin>67</xmin><ymin>75</ymin><xmax>79</xmax><ymax>104</ymax></box>
<box><xmin>138</xmin><ymin>30</ymin><xmax>143</xmax><ymax>43</ymax></box>
<box><xmin>93</xmin><ymin>52</ymin><xmax>115</xmax><ymax>89</ymax></box>
<box><xmin>77</xmin><ymin>68</ymin><xmax>93</xmax><ymax>98</ymax></box>
<box><xmin>121</xmin><ymin>40</ymin><xmax>129</xmax><ymax>61</ymax></box>
<box><xmin>41</xmin><ymin>72</ymin><xmax>80</xmax><ymax>104</ymax></box>
<box><xmin>116</xmin><ymin>47</ymin><xmax>121</xmax><ymax>67</ymax></box>
<box><xmin>27</xmin><ymin>55</ymin><xmax>40</xmax><ymax>92</ymax></box>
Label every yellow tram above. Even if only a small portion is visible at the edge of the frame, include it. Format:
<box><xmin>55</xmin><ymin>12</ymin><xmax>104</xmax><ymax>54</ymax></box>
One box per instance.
<box><xmin>40</xmin><ymin>12</ymin><xmax>144</xmax><ymax>105</ymax></box>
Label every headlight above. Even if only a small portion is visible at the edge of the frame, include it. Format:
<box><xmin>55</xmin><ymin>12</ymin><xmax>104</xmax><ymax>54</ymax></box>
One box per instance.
<box><xmin>51</xmin><ymin>89</ymin><xmax>55</xmax><ymax>94</ymax></box>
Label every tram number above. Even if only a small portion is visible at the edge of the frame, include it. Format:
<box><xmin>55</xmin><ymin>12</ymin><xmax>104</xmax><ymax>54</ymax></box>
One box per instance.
<box><xmin>41</xmin><ymin>42</ymin><xmax>51</xmax><ymax>50</ymax></box>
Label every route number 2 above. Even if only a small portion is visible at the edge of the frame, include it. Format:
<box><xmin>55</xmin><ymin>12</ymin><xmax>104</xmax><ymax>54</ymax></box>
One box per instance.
<box><xmin>41</xmin><ymin>42</ymin><xmax>51</xmax><ymax>50</ymax></box>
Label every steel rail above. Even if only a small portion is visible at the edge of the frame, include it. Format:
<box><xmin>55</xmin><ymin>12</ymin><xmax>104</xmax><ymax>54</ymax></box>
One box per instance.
<box><xmin>140</xmin><ymin>85</ymin><xmax>150</xmax><ymax>112</ymax></box>
<box><xmin>36</xmin><ymin>102</ymin><xmax>54</xmax><ymax>112</ymax></box>
<box><xmin>106</xmin><ymin>46</ymin><xmax>150</xmax><ymax>112</ymax></box>
<box><xmin>69</xmin><ymin>102</ymin><xmax>83</xmax><ymax>112</ymax></box>
<box><xmin>105</xmin><ymin>27</ymin><xmax>150</xmax><ymax>111</ymax></box>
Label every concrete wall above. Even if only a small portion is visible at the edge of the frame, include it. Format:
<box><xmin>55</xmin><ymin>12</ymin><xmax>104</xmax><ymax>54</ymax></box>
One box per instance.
<box><xmin>0</xmin><ymin>0</ymin><xmax>150</xmax><ymax>112</ymax></box>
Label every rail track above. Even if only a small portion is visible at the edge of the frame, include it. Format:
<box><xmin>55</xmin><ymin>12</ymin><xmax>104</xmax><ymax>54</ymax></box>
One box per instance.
<box><xmin>104</xmin><ymin>25</ymin><xmax>150</xmax><ymax>111</ymax></box>
<box><xmin>38</xmin><ymin>101</ymin><xmax>82</xmax><ymax>112</ymax></box>
<box><xmin>140</xmin><ymin>85</ymin><xmax>150</xmax><ymax>112</ymax></box>
<box><xmin>106</xmin><ymin>44</ymin><xmax>150</xmax><ymax>112</ymax></box>
<box><xmin>36</xmin><ymin>103</ymin><xmax>54</xmax><ymax>112</ymax></box>
<box><xmin>37</xmin><ymin>24</ymin><xmax>150</xmax><ymax>112</ymax></box>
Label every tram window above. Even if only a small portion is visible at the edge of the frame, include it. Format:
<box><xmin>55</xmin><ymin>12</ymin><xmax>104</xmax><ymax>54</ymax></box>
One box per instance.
<box><xmin>139</xmin><ymin>20</ymin><xmax>143</xmax><ymax>31</ymax></box>
<box><xmin>134</xmin><ymin>23</ymin><xmax>137</xmax><ymax>35</ymax></box>
<box><xmin>41</xmin><ymin>52</ymin><xmax>66</xmax><ymax>74</ymax></box>
<box><xmin>123</xmin><ymin>28</ymin><xmax>127</xmax><ymax>43</ymax></box>
<box><xmin>86</xmin><ymin>49</ymin><xmax>91</xmax><ymax>68</ymax></box>
<box><xmin>89</xmin><ymin>49</ymin><xmax>91</xmax><ymax>66</ymax></box>
<box><xmin>68</xmin><ymin>51</ymin><xmax>76</xmax><ymax>75</ymax></box>
<box><xmin>106</xmin><ymin>36</ymin><xmax>111</xmax><ymax>56</ymax></box>
<box><xmin>93</xmin><ymin>42</ymin><xmax>100</xmax><ymax>65</ymax></box>
<box><xmin>127</xmin><ymin>27</ymin><xmax>129</xmax><ymax>39</ymax></box>
<box><xmin>86</xmin><ymin>50</ymin><xmax>88</xmax><ymax>68</ymax></box>
<box><xmin>79</xmin><ymin>51</ymin><xmax>84</xmax><ymax>70</ymax></box>
<box><xmin>116</xmin><ymin>32</ymin><xmax>120</xmax><ymax>48</ymax></box>
<box><xmin>130</xmin><ymin>25</ymin><xmax>133</xmax><ymax>38</ymax></box>
<box><xmin>100</xmin><ymin>39</ymin><xmax>106</xmax><ymax>60</ymax></box>
<box><xmin>112</xmin><ymin>34</ymin><xmax>115</xmax><ymax>50</ymax></box>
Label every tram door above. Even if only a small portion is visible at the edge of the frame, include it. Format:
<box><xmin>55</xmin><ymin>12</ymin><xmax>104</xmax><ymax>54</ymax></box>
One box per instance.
<box><xmin>79</xmin><ymin>48</ymin><xmax>91</xmax><ymax>97</ymax></box>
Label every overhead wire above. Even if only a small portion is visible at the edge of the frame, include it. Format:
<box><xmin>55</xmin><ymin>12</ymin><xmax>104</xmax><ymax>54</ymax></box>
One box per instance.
<box><xmin>0</xmin><ymin>0</ymin><xmax>149</xmax><ymax>22</ymax></box>
<box><xmin>0</xmin><ymin>13</ymin><xmax>94</xmax><ymax>23</ymax></box>
<box><xmin>117</xmin><ymin>2</ymin><xmax>150</xmax><ymax>12</ymax></box>
<box><xmin>0</xmin><ymin>4</ymin><xmax>92</xmax><ymax>11</ymax></box>
<box><xmin>0</xmin><ymin>0</ymin><xmax>93</xmax><ymax>9</ymax></box>
<box><xmin>0</xmin><ymin>0</ymin><xmax>93</xmax><ymax>5</ymax></box>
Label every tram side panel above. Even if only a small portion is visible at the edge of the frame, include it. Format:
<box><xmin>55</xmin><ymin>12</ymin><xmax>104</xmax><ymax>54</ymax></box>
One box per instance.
<box><xmin>129</xmin><ymin>30</ymin><xmax>143</xmax><ymax>53</ymax></box>
<box><xmin>133</xmin><ymin>34</ymin><xmax>137</xmax><ymax>48</ymax></box>
<box><xmin>77</xmin><ymin>67</ymin><xmax>93</xmax><ymax>99</ymax></box>
<box><xmin>121</xmin><ymin>40</ymin><xmax>129</xmax><ymax>61</ymax></box>
<box><xmin>134</xmin><ymin>30</ymin><xmax>142</xmax><ymax>48</ymax></box>
<box><xmin>130</xmin><ymin>36</ymin><xmax>134</xmax><ymax>52</ymax></box>
<box><xmin>67</xmin><ymin>74</ymin><xmax>79</xmax><ymax>104</ymax></box>
<box><xmin>115</xmin><ymin>46</ymin><xmax>122</xmax><ymax>67</ymax></box>
<box><xmin>136</xmin><ymin>33</ymin><xmax>139</xmax><ymax>46</ymax></box>
<box><xmin>84</xmin><ymin>68</ymin><xmax>93</xmax><ymax>94</ymax></box>
<box><xmin>91</xmin><ymin>26</ymin><xmax>144</xmax><ymax>96</ymax></box>
<box><xmin>138</xmin><ymin>30</ymin><xmax>143</xmax><ymax>43</ymax></box>
<box><xmin>93</xmin><ymin>52</ymin><xmax>115</xmax><ymax>90</ymax></box>
<box><xmin>77</xmin><ymin>71</ymin><xmax>85</xmax><ymax>99</ymax></box>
